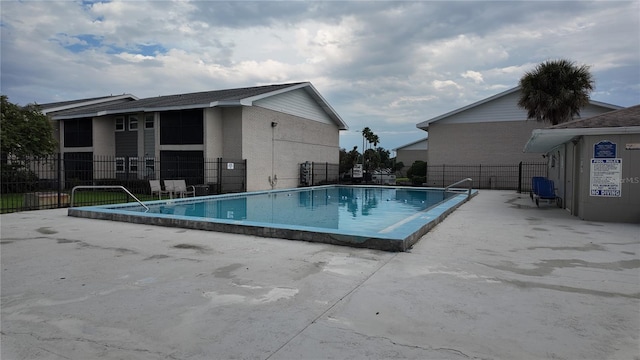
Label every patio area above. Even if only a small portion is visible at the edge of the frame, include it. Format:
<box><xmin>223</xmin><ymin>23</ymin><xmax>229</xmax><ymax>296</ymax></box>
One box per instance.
<box><xmin>1</xmin><ymin>190</ymin><xmax>638</xmax><ymax>359</ymax></box>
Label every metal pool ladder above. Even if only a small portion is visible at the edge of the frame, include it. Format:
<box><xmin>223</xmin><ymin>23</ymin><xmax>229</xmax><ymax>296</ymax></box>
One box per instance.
<box><xmin>444</xmin><ymin>178</ymin><xmax>473</xmax><ymax>198</ymax></box>
<box><xmin>70</xmin><ymin>185</ymin><xmax>149</xmax><ymax>211</ymax></box>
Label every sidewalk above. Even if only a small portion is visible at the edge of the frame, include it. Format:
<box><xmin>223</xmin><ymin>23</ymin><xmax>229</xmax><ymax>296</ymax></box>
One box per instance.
<box><xmin>1</xmin><ymin>190</ymin><xmax>638</xmax><ymax>359</ymax></box>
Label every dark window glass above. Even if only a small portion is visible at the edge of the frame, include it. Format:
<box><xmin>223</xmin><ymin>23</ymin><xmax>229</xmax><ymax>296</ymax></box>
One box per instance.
<box><xmin>160</xmin><ymin>109</ymin><xmax>203</xmax><ymax>145</ymax></box>
<box><xmin>64</xmin><ymin>118</ymin><xmax>92</xmax><ymax>147</ymax></box>
<box><xmin>145</xmin><ymin>114</ymin><xmax>154</xmax><ymax>129</ymax></box>
<box><xmin>63</xmin><ymin>152</ymin><xmax>93</xmax><ymax>188</ymax></box>
<box><xmin>160</xmin><ymin>151</ymin><xmax>204</xmax><ymax>185</ymax></box>
<box><xmin>115</xmin><ymin>117</ymin><xmax>125</xmax><ymax>131</ymax></box>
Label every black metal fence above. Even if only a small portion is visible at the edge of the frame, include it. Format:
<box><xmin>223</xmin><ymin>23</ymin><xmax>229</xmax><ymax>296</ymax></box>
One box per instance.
<box><xmin>424</xmin><ymin>162</ymin><xmax>548</xmax><ymax>191</ymax></box>
<box><xmin>309</xmin><ymin>162</ymin><xmax>340</xmax><ymax>186</ymax></box>
<box><xmin>1</xmin><ymin>154</ymin><xmax>246</xmax><ymax>213</ymax></box>
<box><xmin>304</xmin><ymin>161</ymin><xmax>548</xmax><ymax>192</ymax></box>
<box><xmin>2</xmin><ymin>155</ymin><xmax>546</xmax><ymax>213</ymax></box>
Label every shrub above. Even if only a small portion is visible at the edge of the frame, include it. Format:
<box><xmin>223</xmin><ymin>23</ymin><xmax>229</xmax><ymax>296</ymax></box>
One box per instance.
<box><xmin>1</xmin><ymin>164</ymin><xmax>38</xmax><ymax>193</ymax></box>
<box><xmin>406</xmin><ymin>161</ymin><xmax>426</xmax><ymax>180</ymax></box>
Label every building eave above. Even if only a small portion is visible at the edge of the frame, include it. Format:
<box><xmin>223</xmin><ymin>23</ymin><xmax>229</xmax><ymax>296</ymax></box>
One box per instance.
<box><xmin>393</xmin><ymin>136</ymin><xmax>429</xmax><ymax>151</ymax></box>
<box><xmin>416</xmin><ymin>88</ymin><xmax>623</xmax><ymax>130</ymax></box>
<box><xmin>48</xmin><ymin>82</ymin><xmax>349</xmax><ymax>130</ymax></box>
<box><xmin>416</xmin><ymin>87</ymin><xmax>520</xmax><ymax>129</ymax></box>
<box><xmin>241</xmin><ymin>82</ymin><xmax>348</xmax><ymax>130</ymax></box>
<box><xmin>50</xmin><ymin>103</ymin><xmax>218</xmax><ymax>120</ymax></box>
<box><xmin>41</xmin><ymin>94</ymin><xmax>139</xmax><ymax>115</ymax></box>
<box><xmin>523</xmin><ymin>127</ymin><xmax>640</xmax><ymax>153</ymax></box>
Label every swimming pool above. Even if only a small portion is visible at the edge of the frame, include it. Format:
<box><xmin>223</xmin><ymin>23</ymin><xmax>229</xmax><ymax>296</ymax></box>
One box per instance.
<box><xmin>68</xmin><ymin>185</ymin><xmax>477</xmax><ymax>251</ymax></box>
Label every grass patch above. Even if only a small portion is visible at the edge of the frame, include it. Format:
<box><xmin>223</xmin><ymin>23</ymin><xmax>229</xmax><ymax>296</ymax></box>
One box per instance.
<box><xmin>1</xmin><ymin>190</ymin><xmax>164</xmax><ymax>214</ymax></box>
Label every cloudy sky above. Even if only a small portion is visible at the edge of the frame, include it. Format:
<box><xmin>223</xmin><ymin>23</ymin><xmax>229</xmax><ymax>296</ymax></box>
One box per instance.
<box><xmin>2</xmin><ymin>1</ymin><xmax>639</xmax><ymax>153</ymax></box>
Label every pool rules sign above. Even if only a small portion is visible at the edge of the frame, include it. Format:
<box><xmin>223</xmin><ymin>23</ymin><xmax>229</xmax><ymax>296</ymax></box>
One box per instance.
<box><xmin>590</xmin><ymin>141</ymin><xmax>622</xmax><ymax>197</ymax></box>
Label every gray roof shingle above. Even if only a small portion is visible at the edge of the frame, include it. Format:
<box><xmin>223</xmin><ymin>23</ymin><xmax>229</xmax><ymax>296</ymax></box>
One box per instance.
<box><xmin>53</xmin><ymin>82</ymin><xmax>307</xmax><ymax>117</ymax></box>
<box><xmin>550</xmin><ymin>104</ymin><xmax>640</xmax><ymax>129</ymax></box>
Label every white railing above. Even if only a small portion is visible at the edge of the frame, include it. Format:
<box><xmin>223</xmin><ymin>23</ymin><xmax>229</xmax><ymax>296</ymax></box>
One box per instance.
<box><xmin>444</xmin><ymin>178</ymin><xmax>473</xmax><ymax>198</ymax></box>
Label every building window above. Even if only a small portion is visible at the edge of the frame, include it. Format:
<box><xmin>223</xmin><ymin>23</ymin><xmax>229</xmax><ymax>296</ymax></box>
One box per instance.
<box><xmin>115</xmin><ymin>157</ymin><xmax>125</xmax><ymax>173</ymax></box>
<box><xmin>145</xmin><ymin>157</ymin><xmax>155</xmax><ymax>178</ymax></box>
<box><xmin>145</xmin><ymin>157</ymin><xmax>155</xmax><ymax>171</ymax></box>
<box><xmin>129</xmin><ymin>157</ymin><xmax>139</xmax><ymax>173</ymax></box>
<box><xmin>160</xmin><ymin>109</ymin><xmax>203</xmax><ymax>145</ymax></box>
<box><xmin>64</xmin><ymin>118</ymin><xmax>92</xmax><ymax>147</ymax></box>
<box><xmin>145</xmin><ymin>114</ymin><xmax>154</xmax><ymax>129</ymax></box>
<box><xmin>128</xmin><ymin>115</ymin><xmax>138</xmax><ymax>131</ymax></box>
<box><xmin>115</xmin><ymin>117</ymin><xmax>125</xmax><ymax>131</ymax></box>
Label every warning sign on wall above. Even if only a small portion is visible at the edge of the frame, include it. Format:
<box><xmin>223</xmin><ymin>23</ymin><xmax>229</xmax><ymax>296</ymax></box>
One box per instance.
<box><xmin>590</xmin><ymin>158</ymin><xmax>622</xmax><ymax>197</ymax></box>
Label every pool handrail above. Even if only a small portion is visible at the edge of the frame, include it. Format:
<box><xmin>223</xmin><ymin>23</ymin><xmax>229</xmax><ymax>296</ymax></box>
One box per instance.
<box><xmin>71</xmin><ymin>185</ymin><xmax>149</xmax><ymax>211</ymax></box>
<box><xmin>444</xmin><ymin>178</ymin><xmax>473</xmax><ymax>198</ymax></box>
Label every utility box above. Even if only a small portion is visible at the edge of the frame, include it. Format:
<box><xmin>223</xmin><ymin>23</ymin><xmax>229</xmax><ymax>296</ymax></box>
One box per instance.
<box><xmin>194</xmin><ymin>185</ymin><xmax>209</xmax><ymax>196</ymax></box>
<box><xmin>300</xmin><ymin>162</ymin><xmax>312</xmax><ymax>186</ymax></box>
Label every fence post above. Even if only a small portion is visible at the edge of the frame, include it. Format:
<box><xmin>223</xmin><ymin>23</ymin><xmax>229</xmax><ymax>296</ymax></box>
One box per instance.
<box><xmin>311</xmin><ymin>162</ymin><xmax>315</xmax><ymax>186</ymax></box>
<box><xmin>442</xmin><ymin>164</ymin><xmax>445</xmax><ymax>187</ymax></box>
<box><xmin>324</xmin><ymin>162</ymin><xmax>327</xmax><ymax>184</ymax></box>
<box><xmin>243</xmin><ymin>159</ymin><xmax>247</xmax><ymax>192</ymax></box>
<box><xmin>57</xmin><ymin>153</ymin><xmax>63</xmax><ymax>208</ymax></box>
<box><xmin>518</xmin><ymin>161</ymin><xmax>523</xmax><ymax>193</ymax></box>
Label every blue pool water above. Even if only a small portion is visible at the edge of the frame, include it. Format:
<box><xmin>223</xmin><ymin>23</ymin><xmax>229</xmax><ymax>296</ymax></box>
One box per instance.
<box><xmin>68</xmin><ymin>185</ymin><xmax>476</xmax><ymax>251</ymax></box>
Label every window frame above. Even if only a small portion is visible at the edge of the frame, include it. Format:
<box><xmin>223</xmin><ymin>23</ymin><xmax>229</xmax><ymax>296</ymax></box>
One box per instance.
<box><xmin>145</xmin><ymin>157</ymin><xmax>155</xmax><ymax>172</ymax></box>
<box><xmin>129</xmin><ymin>157</ymin><xmax>139</xmax><ymax>173</ymax></box>
<box><xmin>128</xmin><ymin>115</ymin><xmax>138</xmax><ymax>131</ymax></box>
<box><xmin>144</xmin><ymin>114</ymin><xmax>154</xmax><ymax>129</ymax></box>
<box><xmin>115</xmin><ymin>157</ymin><xmax>125</xmax><ymax>173</ymax></box>
<box><xmin>115</xmin><ymin>117</ymin><xmax>125</xmax><ymax>132</ymax></box>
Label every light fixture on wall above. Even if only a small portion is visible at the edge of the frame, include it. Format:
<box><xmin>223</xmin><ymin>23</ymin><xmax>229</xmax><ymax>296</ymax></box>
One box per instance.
<box><xmin>271</xmin><ymin>122</ymin><xmax>278</xmax><ymax>127</ymax></box>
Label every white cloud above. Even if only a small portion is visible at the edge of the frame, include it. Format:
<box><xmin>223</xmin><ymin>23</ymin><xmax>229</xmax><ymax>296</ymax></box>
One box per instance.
<box><xmin>1</xmin><ymin>1</ymin><xmax>638</xmax><ymax>152</ymax></box>
<box><xmin>461</xmin><ymin>70</ymin><xmax>484</xmax><ymax>84</ymax></box>
<box><xmin>116</xmin><ymin>53</ymin><xmax>155</xmax><ymax>63</ymax></box>
<box><xmin>432</xmin><ymin>80</ymin><xmax>462</xmax><ymax>91</ymax></box>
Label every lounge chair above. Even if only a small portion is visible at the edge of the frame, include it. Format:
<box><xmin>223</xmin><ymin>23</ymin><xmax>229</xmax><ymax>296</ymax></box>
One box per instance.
<box><xmin>163</xmin><ymin>180</ymin><xmax>176</xmax><ymax>198</ymax></box>
<box><xmin>530</xmin><ymin>176</ymin><xmax>546</xmax><ymax>201</ymax></box>
<box><xmin>149</xmin><ymin>180</ymin><xmax>170</xmax><ymax>199</ymax></box>
<box><xmin>532</xmin><ymin>178</ymin><xmax>561</xmax><ymax>207</ymax></box>
<box><xmin>172</xmin><ymin>179</ymin><xmax>195</xmax><ymax>198</ymax></box>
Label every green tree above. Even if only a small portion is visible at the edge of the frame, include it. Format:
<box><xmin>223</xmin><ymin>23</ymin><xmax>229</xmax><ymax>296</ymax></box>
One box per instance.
<box><xmin>374</xmin><ymin>147</ymin><xmax>391</xmax><ymax>169</ymax></box>
<box><xmin>361</xmin><ymin>127</ymin><xmax>381</xmax><ymax>172</ymax></box>
<box><xmin>364</xmin><ymin>148</ymin><xmax>381</xmax><ymax>171</ymax></box>
<box><xmin>518</xmin><ymin>59</ymin><xmax>594</xmax><ymax>125</ymax></box>
<box><xmin>1</xmin><ymin>95</ymin><xmax>57</xmax><ymax>158</ymax></box>
<box><xmin>339</xmin><ymin>146</ymin><xmax>360</xmax><ymax>175</ymax></box>
<box><xmin>406</xmin><ymin>160</ymin><xmax>426</xmax><ymax>185</ymax></box>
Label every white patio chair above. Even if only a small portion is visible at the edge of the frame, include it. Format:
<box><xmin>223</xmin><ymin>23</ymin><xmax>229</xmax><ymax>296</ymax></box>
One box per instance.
<box><xmin>173</xmin><ymin>179</ymin><xmax>195</xmax><ymax>198</ymax></box>
<box><xmin>163</xmin><ymin>180</ymin><xmax>176</xmax><ymax>199</ymax></box>
<box><xmin>149</xmin><ymin>180</ymin><xmax>170</xmax><ymax>199</ymax></box>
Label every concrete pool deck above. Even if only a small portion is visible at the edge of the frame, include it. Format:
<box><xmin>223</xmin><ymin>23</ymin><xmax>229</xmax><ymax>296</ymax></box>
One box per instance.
<box><xmin>1</xmin><ymin>190</ymin><xmax>638</xmax><ymax>359</ymax></box>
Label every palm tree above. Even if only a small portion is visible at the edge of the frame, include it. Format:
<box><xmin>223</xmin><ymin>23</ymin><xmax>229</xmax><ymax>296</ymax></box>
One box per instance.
<box><xmin>518</xmin><ymin>59</ymin><xmax>594</xmax><ymax>125</ymax></box>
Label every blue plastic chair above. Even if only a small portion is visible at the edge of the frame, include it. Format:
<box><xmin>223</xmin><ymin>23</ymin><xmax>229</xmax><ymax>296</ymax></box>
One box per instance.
<box><xmin>530</xmin><ymin>176</ymin><xmax>546</xmax><ymax>201</ymax></box>
<box><xmin>533</xmin><ymin>178</ymin><xmax>561</xmax><ymax>207</ymax></box>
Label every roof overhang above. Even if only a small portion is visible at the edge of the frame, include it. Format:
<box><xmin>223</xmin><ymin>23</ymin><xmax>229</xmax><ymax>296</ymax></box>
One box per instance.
<box><xmin>41</xmin><ymin>94</ymin><xmax>138</xmax><ymax>115</ymax></box>
<box><xmin>416</xmin><ymin>87</ymin><xmax>521</xmax><ymax>129</ymax></box>
<box><xmin>49</xmin><ymin>83</ymin><xmax>349</xmax><ymax>130</ymax></box>
<box><xmin>50</xmin><ymin>103</ymin><xmax>211</xmax><ymax>120</ymax></box>
<box><xmin>523</xmin><ymin>127</ymin><xmax>640</xmax><ymax>153</ymax></box>
<box><xmin>242</xmin><ymin>82</ymin><xmax>348</xmax><ymax>130</ymax></box>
